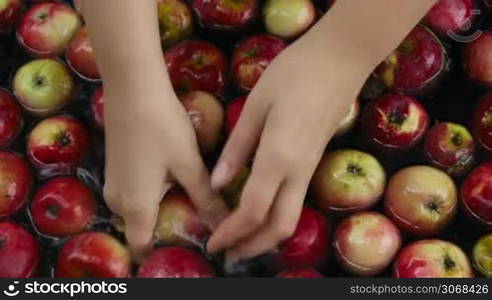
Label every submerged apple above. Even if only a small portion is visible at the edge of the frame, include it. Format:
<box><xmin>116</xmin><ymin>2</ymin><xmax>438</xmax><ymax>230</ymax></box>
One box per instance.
<box><xmin>473</xmin><ymin>234</ymin><xmax>492</xmax><ymax>277</ymax></box>
<box><xmin>0</xmin><ymin>151</ymin><xmax>33</xmax><ymax>218</ymax></box>
<box><xmin>263</xmin><ymin>0</ymin><xmax>316</xmax><ymax>40</ymax></box>
<box><xmin>0</xmin><ymin>221</ymin><xmax>39</xmax><ymax>278</ymax></box>
<box><xmin>423</xmin><ymin>0</ymin><xmax>477</xmax><ymax>38</ymax></box>
<box><xmin>157</xmin><ymin>0</ymin><xmax>193</xmax><ymax>48</ymax></box>
<box><xmin>0</xmin><ymin>88</ymin><xmax>22</xmax><ymax>147</ymax></box>
<box><xmin>461</xmin><ymin>162</ymin><xmax>492</xmax><ymax>229</ymax></box>
<box><xmin>0</xmin><ymin>0</ymin><xmax>22</xmax><ymax>34</ymax></box>
<box><xmin>192</xmin><ymin>0</ymin><xmax>258</xmax><ymax>33</ymax></box>
<box><xmin>463</xmin><ymin>31</ymin><xmax>492</xmax><ymax>86</ymax></box>
<box><xmin>472</xmin><ymin>91</ymin><xmax>492</xmax><ymax>157</ymax></box>
<box><xmin>66</xmin><ymin>27</ymin><xmax>100</xmax><ymax>81</ymax></box>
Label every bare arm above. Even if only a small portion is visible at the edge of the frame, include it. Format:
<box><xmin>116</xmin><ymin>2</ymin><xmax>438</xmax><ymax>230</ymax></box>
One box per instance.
<box><xmin>208</xmin><ymin>0</ymin><xmax>437</xmax><ymax>262</ymax></box>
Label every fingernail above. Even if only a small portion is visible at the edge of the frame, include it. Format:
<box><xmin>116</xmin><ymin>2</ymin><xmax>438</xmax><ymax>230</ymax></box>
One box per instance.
<box><xmin>211</xmin><ymin>161</ymin><xmax>230</xmax><ymax>190</ymax></box>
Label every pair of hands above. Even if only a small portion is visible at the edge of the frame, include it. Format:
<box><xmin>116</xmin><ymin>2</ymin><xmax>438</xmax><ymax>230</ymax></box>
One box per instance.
<box><xmin>104</xmin><ymin>28</ymin><xmax>367</xmax><ymax>263</ymax></box>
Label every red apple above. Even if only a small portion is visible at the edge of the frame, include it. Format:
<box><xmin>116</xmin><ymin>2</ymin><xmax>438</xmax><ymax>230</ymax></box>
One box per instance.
<box><xmin>360</xmin><ymin>93</ymin><xmax>429</xmax><ymax>154</ymax></box>
<box><xmin>394</xmin><ymin>239</ymin><xmax>473</xmax><ymax>278</ymax></box>
<box><xmin>275</xmin><ymin>268</ymin><xmax>324</xmax><ymax>278</ymax></box>
<box><xmin>0</xmin><ymin>0</ymin><xmax>22</xmax><ymax>34</ymax></box>
<box><xmin>66</xmin><ymin>27</ymin><xmax>101</xmax><ymax>81</ymax></box>
<box><xmin>17</xmin><ymin>2</ymin><xmax>81</xmax><ymax>57</ymax></box>
<box><xmin>13</xmin><ymin>58</ymin><xmax>75</xmax><ymax>116</ymax></box>
<box><xmin>0</xmin><ymin>151</ymin><xmax>33</xmax><ymax>218</ymax></box>
<box><xmin>155</xmin><ymin>189</ymin><xmax>209</xmax><ymax>247</ymax></box>
<box><xmin>0</xmin><ymin>221</ymin><xmax>39</xmax><ymax>278</ymax></box>
<box><xmin>311</xmin><ymin>149</ymin><xmax>386</xmax><ymax>214</ymax></box>
<box><xmin>226</xmin><ymin>96</ymin><xmax>246</xmax><ymax>135</ymax></box>
<box><xmin>231</xmin><ymin>34</ymin><xmax>286</xmax><ymax>91</ymax></box>
<box><xmin>270</xmin><ymin>206</ymin><xmax>330</xmax><ymax>270</ymax></box>
<box><xmin>91</xmin><ymin>86</ymin><xmax>104</xmax><ymax>129</ymax></box>
<box><xmin>335</xmin><ymin>99</ymin><xmax>360</xmax><ymax>138</ymax></box>
<box><xmin>461</xmin><ymin>162</ymin><xmax>492</xmax><ymax>229</ymax></box>
<box><xmin>424</xmin><ymin>122</ymin><xmax>475</xmax><ymax>176</ymax></box>
<box><xmin>27</xmin><ymin>115</ymin><xmax>90</xmax><ymax>177</ymax></box>
<box><xmin>0</xmin><ymin>88</ymin><xmax>22</xmax><ymax>147</ymax></box>
<box><xmin>56</xmin><ymin>232</ymin><xmax>131</xmax><ymax>278</ymax></box>
<box><xmin>423</xmin><ymin>0</ymin><xmax>477</xmax><ymax>38</ymax></box>
<box><xmin>472</xmin><ymin>91</ymin><xmax>492</xmax><ymax>157</ymax></box>
<box><xmin>165</xmin><ymin>40</ymin><xmax>228</xmax><ymax>95</ymax></box>
<box><xmin>192</xmin><ymin>0</ymin><xmax>258</xmax><ymax>33</ymax></box>
<box><xmin>31</xmin><ymin>176</ymin><xmax>97</xmax><ymax>237</ymax></box>
<box><xmin>463</xmin><ymin>32</ymin><xmax>492</xmax><ymax>86</ymax></box>
<box><xmin>473</xmin><ymin>234</ymin><xmax>492</xmax><ymax>277</ymax></box>
<box><xmin>138</xmin><ymin>247</ymin><xmax>214</xmax><ymax>278</ymax></box>
<box><xmin>179</xmin><ymin>91</ymin><xmax>224</xmax><ymax>154</ymax></box>
<box><xmin>385</xmin><ymin>166</ymin><xmax>457</xmax><ymax>236</ymax></box>
<box><xmin>157</xmin><ymin>0</ymin><xmax>193</xmax><ymax>48</ymax></box>
<box><xmin>334</xmin><ymin>212</ymin><xmax>401</xmax><ymax>277</ymax></box>
<box><xmin>263</xmin><ymin>0</ymin><xmax>316</xmax><ymax>40</ymax></box>
<box><xmin>375</xmin><ymin>25</ymin><xmax>447</xmax><ymax>95</ymax></box>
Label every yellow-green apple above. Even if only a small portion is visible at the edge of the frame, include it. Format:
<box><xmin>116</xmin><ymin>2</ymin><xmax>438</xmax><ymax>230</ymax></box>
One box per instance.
<box><xmin>0</xmin><ymin>221</ymin><xmax>39</xmax><ymax>278</ymax></box>
<box><xmin>157</xmin><ymin>0</ymin><xmax>193</xmax><ymax>48</ymax></box>
<box><xmin>263</xmin><ymin>0</ymin><xmax>316</xmax><ymax>40</ymax></box>
<box><xmin>27</xmin><ymin>115</ymin><xmax>90</xmax><ymax>177</ymax></box>
<box><xmin>13</xmin><ymin>59</ymin><xmax>75</xmax><ymax>116</ymax></box>
<box><xmin>66</xmin><ymin>27</ymin><xmax>101</xmax><ymax>81</ymax></box>
<box><xmin>0</xmin><ymin>88</ymin><xmax>22</xmax><ymax>147</ymax></box>
<box><xmin>17</xmin><ymin>2</ymin><xmax>81</xmax><ymax>57</ymax></box>
<box><xmin>385</xmin><ymin>166</ymin><xmax>457</xmax><ymax>236</ymax></box>
<box><xmin>0</xmin><ymin>151</ymin><xmax>33</xmax><ymax>218</ymax></box>
<box><xmin>393</xmin><ymin>239</ymin><xmax>473</xmax><ymax>278</ymax></box>
<box><xmin>473</xmin><ymin>234</ymin><xmax>492</xmax><ymax>277</ymax></box>
<box><xmin>275</xmin><ymin>268</ymin><xmax>324</xmax><ymax>278</ymax></box>
<box><xmin>311</xmin><ymin>149</ymin><xmax>386</xmax><ymax>214</ymax></box>
<box><xmin>333</xmin><ymin>212</ymin><xmax>401</xmax><ymax>277</ymax></box>
<box><xmin>0</xmin><ymin>0</ymin><xmax>22</xmax><ymax>33</ymax></box>
<box><xmin>138</xmin><ymin>247</ymin><xmax>215</xmax><ymax>278</ymax></box>
<box><xmin>461</xmin><ymin>162</ymin><xmax>492</xmax><ymax>229</ymax></box>
<box><xmin>192</xmin><ymin>0</ymin><xmax>258</xmax><ymax>33</ymax></box>
<box><xmin>335</xmin><ymin>99</ymin><xmax>360</xmax><ymax>138</ymax></box>
<box><xmin>90</xmin><ymin>86</ymin><xmax>104</xmax><ymax>129</ymax></box>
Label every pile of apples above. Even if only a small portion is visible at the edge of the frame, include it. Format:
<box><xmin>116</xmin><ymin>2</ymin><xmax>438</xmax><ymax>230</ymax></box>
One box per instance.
<box><xmin>0</xmin><ymin>0</ymin><xmax>491</xmax><ymax>279</ymax></box>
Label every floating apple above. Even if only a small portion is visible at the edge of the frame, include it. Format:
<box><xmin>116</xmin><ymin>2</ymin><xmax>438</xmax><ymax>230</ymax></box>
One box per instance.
<box><xmin>137</xmin><ymin>247</ymin><xmax>214</xmax><ymax>278</ymax></box>
<box><xmin>66</xmin><ymin>27</ymin><xmax>101</xmax><ymax>81</ymax></box>
<box><xmin>91</xmin><ymin>86</ymin><xmax>104</xmax><ymax>129</ymax></box>
<box><xmin>263</xmin><ymin>0</ymin><xmax>316</xmax><ymax>40</ymax></box>
<box><xmin>311</xmin><ymin>149</ymin><xmax>386</xmax><ymax>214</ymax></box>
<box><xmin>56</xmin><ymin>232</ymin><xmax>131</xmax><ymax>278</ymax></box>
<box><xmin>423</xmin><ymin>0</ymin><xmax>477</xmax><ymax>38</ymax></box>
<box><xmin>394</xmin><ymin>239</ymin><xmax>473</xmax><ymax>278</ymax></box>
<box><xmin>157</xmin><ymin>0</ymin><xmax>193</xmax><ymax>48</ymax></box>
<box><xmin>472</xmin><ymin>91</ymin><xmax>492</xmax><ymax>157</ymax></box>
<box><xmin>276</xmin><ymin>268</ymin><xmax>324</xmax><ymax>278</ymax></box>
<box><xmin>461</xmin><ymin>162</ymin><xmax>492</xmax><ymax>229</ymax></box>
<box><xmin>0</xmin><ymin>0</ymin><xmax>22</xmax><ymax>34</ymax></box>
<box><xmin>0</xmin><ymin>221</ymin><xmax>39</xmax><ymax>278</ymax></box>
<box><xmin>13</xmin><ymin>59</ymin><xmax>75</xmax><ymax>116</ymax></box>
<box><xmin>463</xmin><ymin>31</ymin><xmax>492</xmax><ymax>86</ymax></box>
<box><xmin>473</xmin><ymin>234</ymin><xmax>492</xmax><ymax>277</ymax></box>
<box><xmin>334</xmin><ymin>212</ymin><xmax>401</xmax><ymax>277</ymax></box>
<box><xmin>385</xmin><ymin>166</ymin><xmax>457</xmax><ymax>236</ymax></box>
<box><xmin>0</xmin><ymin>151</ymin><xmax>33</xmax><ymax>218</ymax></box>
<box><xmin>0</xmin><ymin>88</ymin><xmax>22</xmax><ymax>147</ymax></box>
<box><xmin>192</xmin><ymin>0</ymin><xmax>258</xmax><ymax>33</ymax></box>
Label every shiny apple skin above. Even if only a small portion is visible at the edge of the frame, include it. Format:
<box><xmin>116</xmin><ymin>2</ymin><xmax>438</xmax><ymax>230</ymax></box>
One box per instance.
<box><xmin>461</xmin><ymin>162</ymin><xmax>492</xmax><ymax>229</ymax></box>
<box><xmin>463</xmin><ymin>32</ymin><xmax>492</xmax><ymax>86</ymax></box>
<box><xmin>393</xmin><ymin>239</ymin><xmax>473</xmax><ymax>278</ymax></box>
<box><xmin>375</xmin><ymin>25</ymin><xmax>447</xmax><ymax>95</ymax></box>
<box><xmin>276</xmin><ymin>268</ymin><xmax>324</xmax><ymax>278</ymax></box>
<box><xmin>472</xmin><ymin>91</ymin><xmax>492</xmax><ymax>157</ymax></box>
<box><xmin>157</xmin><ymin>0</ymin><xmax>193</xmax><ymax>48</ymax></box>
<box><xmin>138</xmin><ymin>247</ymin><xmax>214</xmax><ymax>278</ymax></box>
<box><xmin>423</xmin><ymin>0</ymin><xmax>477</xmax><ymax>38</ymax></box>
<box><xmin>473</xmin><ymin>234</ymin><xmax>492</xmax><ymax>277</ymax></box>
<box><xmin>231</xmin><ymin>34</ymin><xmax>286</xmax><ymax>91</ymax></box>
<box><xmin>0</xmin><ymin>151</ymin><xmax>33</xmax><ymax>218</ymax></box>
<box><xmin>226</xmin><ymin>96</ymin><xmax>247</xmax><ymax>135</ymax></box>
<box><xmin>424</xmin><ymin>122</ymin><xmax>475</xmax><ymax>177</ymax></box>
<box><xmin>0</xmin><ymin>221</ymin><xmax>39</xmax><ymax>278</ymax></box>
<box><xmin>0</xmin><ymin>88</ymin><xmax>22</xmax><ymax>147</ymax></box>
<box><xmin>31</xmin><ymin>176</ymin><xmax>97</xmax><ymax>237</ymax></box>
<box><xmin>90</xmin><ymin>86</ymin><xmax>104</xmax><ymax>129</ymax></box>
<box><xmin>0</xmin><ymin>0</ymin><xmax>22</xmax><ymax>34</ymax></box>
<box><xmin>66</xmin><ymin>27</ymin><xmax>100</xmax><ymax>81</ymax></box>
<box><xmin>165</xmin><ymin>40</ymin><xmax>228</xmax><ymax>95</ymax></box>
<box><xmin>192</xmin><ymin>0</ymin><xmax>258</xmax><ymax>33</ymax></box>
<box><xmin>361</xmin><ymin>93</ymin><xmax>429</xmax><ymax>154</ymax></box>
<box><xmin>263</xmin><ymin>0</ymin><xmax>316</xmax><ymax>40</ymax></box>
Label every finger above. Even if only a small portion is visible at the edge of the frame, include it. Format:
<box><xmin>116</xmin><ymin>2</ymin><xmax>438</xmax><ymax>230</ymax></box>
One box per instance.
<box><xmin>211</xmin><ymin>94</ymin><xmax>270</xmax><ymax>190</ymax></box>
<box><xmin>207</xmin><ymin>153</ymin><xmax>284</xmax><ymax>254</ymax></box>
<box><xmin>226</xmin><ymin>175</ymin><xmax>308</xmax><ymax>263</ymax></box>
<box><xmin>172</xmin><ymin>155</ymin><xmax>229</xmax><ymax>230</ymax></box>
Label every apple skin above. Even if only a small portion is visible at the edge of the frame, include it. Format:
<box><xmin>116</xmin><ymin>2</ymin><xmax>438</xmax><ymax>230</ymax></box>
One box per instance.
<box><xmin>361</xmin><ymin>93</ymin><xmax>429</xmax><ymax>154</ymax></box>
<box><xmin>423</xmin><ymin>0</ymin><xmax>477</xmax><ymax>38</ymax></box>
<box><xmin>232</xmin><ymin>34</ymin><xmax>286</xmax><ymax>91</ymax></box>
<box><xmin>385</xmin><ymin>166</ymin><xmax>457</xmax><ymax>236</ymax></box>
<box><xmin>275</xmin><ymin>268</ymin><xmax>324</xmax><ymax>278</ymax></box>
<box><xmin>334</xmin><ymin>212</ymin><xmax>401</xmax><ymax>277</ymax></box>
<box><xmin>192</xmin><ymin>0</ymin><xmax>258</xmax><ymax>33</ymax></box>
<box><xmin>374</xmin><ymin>25</ymin><xmax>447</xmax><ymax>95</ymax></box>
<box><xmin>269</xmin><ymin>206</ymin><xmax>330</xmax><ymax>270</ymax></box>
<box><xmin>157</xmin><ymin>0</ymin><xmax>193</xmax><ymax>48</ymax></box>
<box><xmin>0</xmin><ymin>151</ymin><xmax>33</xmax><ymax>218</ymax></box>
<box><xmin>463</xmin><ymin>32</ymin><xmax>492</xmax><ymax>87</ymax></box>
<box><xmin>335</xmin><ymin>99</ymin><xmax>360</xmax><ymax>138</ymax></box>
<box><xmin>0</xmin><ymin>221</ymin><xmax>40</xmax><ymax>278</ymax></box>
<box><xmin>90</xmin><ymin>86</ymin><xmax>104</xmax><ymax>129</ymax></box>
<box><xmin>13</xmin><ymin>59</ymin><xmax>75</xmax><ymax>116</ymax></box>
<box><xmin>0</xmin><ymin>88</ymin><xmax>22</xmax><ymax>147</ymax></box>
<box><xmin>473</xmin><ymin>234</ymin><xmax>492</xmax><ymax>277</ymax></box>
<box><xmin>165</xmin><ymin>40</ymin><xmax>228</xmax><ymax>95</ymax></box>
<box><xmin>393</xmin><ymin>239</ymin><xmax>473</xmax><ymax>278</ymax></box>
<box><xmin>263</xmin><ymin>0</ymin><xmax>316</xmax><ymax>40</ymax></box>
<box><xmin>31</xmin><ymin>176</ymin><xmax>97</xmax><ymax>238</ymax></box>
<box><xmin>17</xmin><ymin>2</ymin><xmax>81</xmax><ymax>58</ymax></box>
<box><xmin>27</xmin><ymin>115</ymin><xmax>90</xmax><ymax>177</ymax></box>
<box><xmin>461</xmin><ymin>162</ymin><xmax>492</xmax><ymax>229</ymax></box>
<box><xmin>226</xmin><ymin>96</ymin><xmax>247</xmax><ymax>135</ymax></box>
<box><xmin>66</xmin><ymin>27</ymin><xmax>101</xmax><ymax>81</ymax></box>
<box><xmin>472</xmin><ymin>91</ymin><xmax>492</xmax><ymax>157</ymax></box>
<box><xmin>56</xmin><ymin>232</ymin><xmax>131</xmax><ymax>278</ymax></box>
<box><xmin>155</xmin><ymin>189</ymin><xmax>209</xmax><ymax>248</ymax></box>
<box><xmin>424</xmin><ymin>122</ymin><xmax>475</xmax><ymax>177</ymax></box>
<box><xmin>311</xmin><ymin>149</ymin><xmax>386</xmax><ymax>214</ymax></box>
<box><xmin>221</xmin><ymin>166</ymin><xmax>250</xmax><ymax>208</ymax></box>
<box><xmin>0</xmin><ymin>0</ymin><xmax>22</xmax><ymax>34</ymax></box>
<box><xmin>179</xmin><ymin>91</ymin><xmax>224</xmax><ymax>154</ymax></box>
<box><xmin>138</xmin><ymin>247</ymin><xmax>215</xmax><ymax>278</ymax></box>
